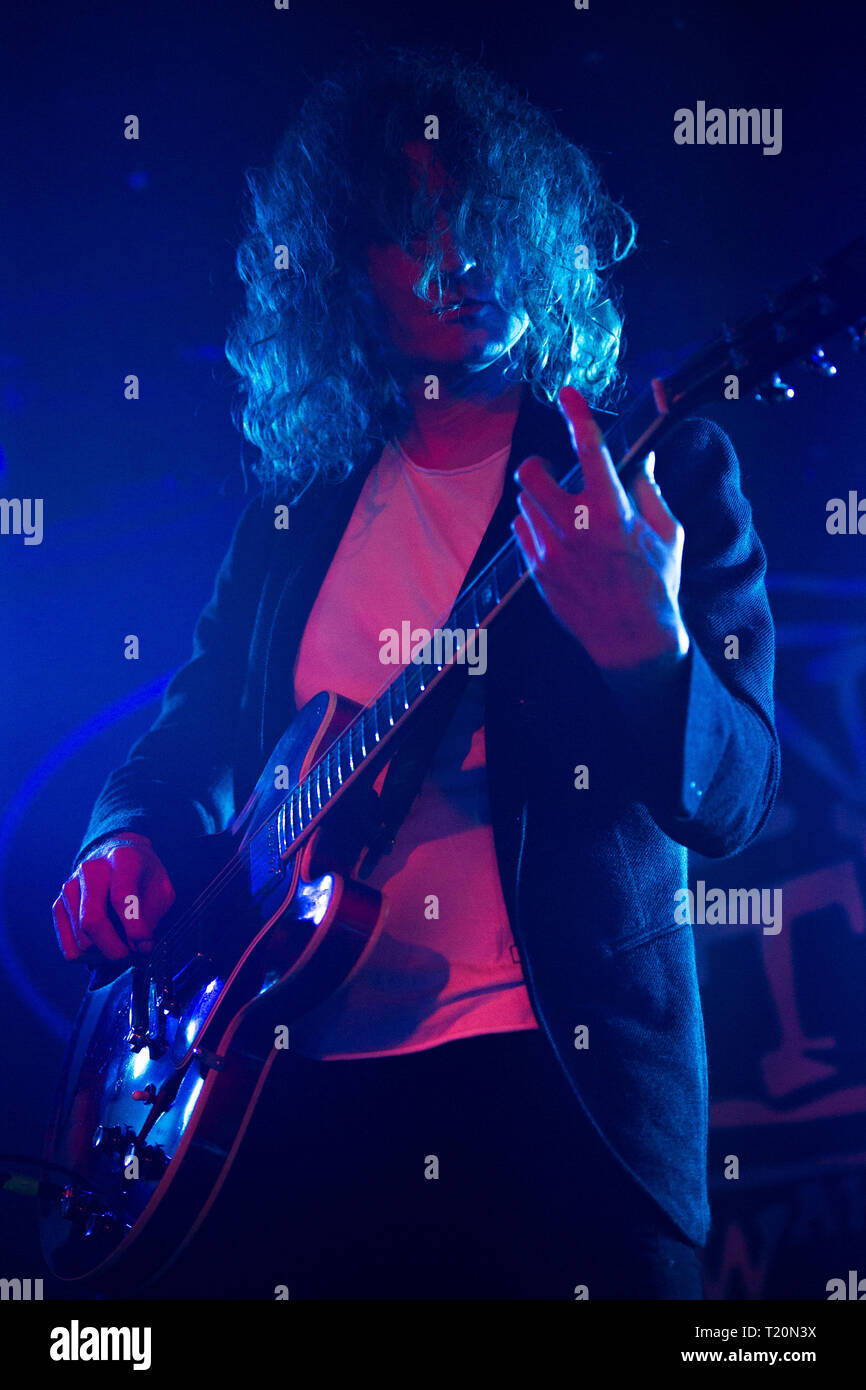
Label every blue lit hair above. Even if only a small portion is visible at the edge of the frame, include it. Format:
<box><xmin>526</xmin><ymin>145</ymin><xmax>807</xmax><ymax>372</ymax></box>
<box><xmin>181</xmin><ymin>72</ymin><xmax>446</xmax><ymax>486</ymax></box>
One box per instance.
<box><xmin>225</xmin><ymin>43</ymin><xmax>636</xmax><ymax>496</ymax></box>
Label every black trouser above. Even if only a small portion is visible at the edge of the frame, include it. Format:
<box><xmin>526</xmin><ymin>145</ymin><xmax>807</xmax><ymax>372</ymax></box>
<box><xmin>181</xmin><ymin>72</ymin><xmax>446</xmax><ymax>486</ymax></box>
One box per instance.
<box><xmin>144</xmin><ymin>1027</ymin><xmax>704</xmax><ymax>1300</ymax></box>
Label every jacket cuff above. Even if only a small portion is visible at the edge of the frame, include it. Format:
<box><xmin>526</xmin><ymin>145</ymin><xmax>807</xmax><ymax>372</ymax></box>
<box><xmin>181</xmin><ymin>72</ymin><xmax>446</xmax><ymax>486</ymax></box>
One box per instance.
<box><xmin>672</xmin><ymin>637</ymin><xmax>730</xmax><ymax>821</ymax></box>
<box><xmin>598</xmin><ymin>636</ymin><xmax>730</xmax><ymax>823</ymax></box>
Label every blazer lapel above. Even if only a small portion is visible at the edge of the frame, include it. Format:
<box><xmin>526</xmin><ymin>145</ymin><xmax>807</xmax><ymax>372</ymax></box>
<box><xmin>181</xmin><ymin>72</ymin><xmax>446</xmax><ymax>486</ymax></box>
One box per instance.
<box><xmin>461</xmin><ymin>386</ymin><xmax>578</xmax><ymax>590</ymax></box>
<box><xmin>257</xmin><ymin>439</ymin><xmax>381</xmax><ymax>755</ymax></box>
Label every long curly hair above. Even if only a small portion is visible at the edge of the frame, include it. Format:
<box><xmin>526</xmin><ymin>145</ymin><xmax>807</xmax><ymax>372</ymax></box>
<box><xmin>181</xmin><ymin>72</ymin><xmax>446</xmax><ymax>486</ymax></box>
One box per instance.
<box><xmin>225</xmin><ymin>43</ymin><xmax>636</xmax><ymax>497</ymax></box>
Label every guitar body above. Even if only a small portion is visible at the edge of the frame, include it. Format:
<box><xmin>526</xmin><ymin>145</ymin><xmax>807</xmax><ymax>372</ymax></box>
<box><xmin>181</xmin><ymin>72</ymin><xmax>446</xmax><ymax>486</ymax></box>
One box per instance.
<box><xmin>40</xmin><ymin>692</ymin><xmax>387</xmax><ymax>1291</ymax></box>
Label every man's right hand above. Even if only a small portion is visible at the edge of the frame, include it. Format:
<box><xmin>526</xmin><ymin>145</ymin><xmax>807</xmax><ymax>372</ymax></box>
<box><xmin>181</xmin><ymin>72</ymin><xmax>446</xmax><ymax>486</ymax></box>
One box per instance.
<box><xmin>52</xmin><ymin>833</ymin><xmax>176</xmax><ymax>962</ymax></box>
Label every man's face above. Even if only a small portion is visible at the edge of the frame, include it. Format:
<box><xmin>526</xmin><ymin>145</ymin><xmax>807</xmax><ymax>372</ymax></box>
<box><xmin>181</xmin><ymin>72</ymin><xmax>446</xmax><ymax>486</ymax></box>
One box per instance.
<box><xmin>365</xmin><ymin>140</ymin><xmax>528</xmax><ymax>369</ymax></box>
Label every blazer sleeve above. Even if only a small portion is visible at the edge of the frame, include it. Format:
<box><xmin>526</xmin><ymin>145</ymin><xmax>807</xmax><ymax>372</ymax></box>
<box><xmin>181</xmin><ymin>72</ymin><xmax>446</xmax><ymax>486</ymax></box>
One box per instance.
<box><xmin>599</xmin><ymin>416</ymin><xmax>781</xmax><ymax>858</ymax></box>
<box><xmin>71</xmin><ymin>492</ymin><xmax>275</xmax><ymax>879</ymax></box>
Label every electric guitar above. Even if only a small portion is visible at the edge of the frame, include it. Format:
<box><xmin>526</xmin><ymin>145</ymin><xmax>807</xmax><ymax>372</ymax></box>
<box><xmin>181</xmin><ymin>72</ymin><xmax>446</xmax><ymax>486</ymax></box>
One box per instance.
<box><xmin>40</xmin><ymin>238</ymin><xmax>866</xmax><ymax>1290</ymax></box>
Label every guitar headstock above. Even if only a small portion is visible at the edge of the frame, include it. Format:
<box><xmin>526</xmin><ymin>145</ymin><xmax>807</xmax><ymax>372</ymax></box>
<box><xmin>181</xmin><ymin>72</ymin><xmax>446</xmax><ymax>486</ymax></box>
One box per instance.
<box><xmin>609</xmin><ymin>237</ymin><xmax>866</xmax><ymax>483</ymax></box>
<box><xmin>662</xmin><ymin>236</ymin><xmax>866</xmax><ymax>412</ymax></box>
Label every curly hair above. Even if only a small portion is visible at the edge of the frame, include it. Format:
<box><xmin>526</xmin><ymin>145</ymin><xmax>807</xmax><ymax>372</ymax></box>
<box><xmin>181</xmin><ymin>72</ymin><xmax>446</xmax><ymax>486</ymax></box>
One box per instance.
<box><xmin>225</xmin><ymin>42</ymin><xmax>636</xmax><ymax>497</ymax></box>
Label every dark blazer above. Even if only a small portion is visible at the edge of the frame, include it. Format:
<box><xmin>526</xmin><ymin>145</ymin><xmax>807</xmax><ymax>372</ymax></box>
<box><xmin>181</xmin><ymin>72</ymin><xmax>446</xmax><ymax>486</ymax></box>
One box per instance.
<box><xmin>74</xmin><ymin>389</ymin><xmax>780</xmax><ymax>1246</ymax></box>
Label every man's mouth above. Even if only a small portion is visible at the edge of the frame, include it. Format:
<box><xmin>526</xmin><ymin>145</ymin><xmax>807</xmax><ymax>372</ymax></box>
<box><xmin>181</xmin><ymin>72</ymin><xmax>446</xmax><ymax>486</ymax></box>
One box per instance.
<box><xmin>433</xmin><ymin>298</ymin><xmax>491</xmax><ymax>317</ymax></box>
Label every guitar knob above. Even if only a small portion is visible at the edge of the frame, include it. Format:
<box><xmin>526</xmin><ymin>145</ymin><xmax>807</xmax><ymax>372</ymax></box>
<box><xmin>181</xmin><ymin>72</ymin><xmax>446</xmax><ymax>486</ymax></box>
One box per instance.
<box><xmin>92</xmin><ymin>1123</ymin><xmax>133</xmax><ymax>1153</ymax></box>
<box><xmin>122</xmin><ymin>1138</ymin><xmax>169</xmax><ymax>1179</ymax></box>
<box><xmin>139</xmin><ymin>1145</ymin><xmax>169</xmax><ymax>1178</ymax></box>
<box><xmin>59</xmin><ymin>1184</ymin><xmax>118</xmax><ymax>1229</ymax></box>
<box><xmin>59</xmin><ymin>1184</ymin><xmax>87</xmax><ymax>1219</ymax></box>
<box><xmin>84</xmin><ymin>1212</ymin><xmax>118</xmax><ymax>1238</ymax></box>
<box><xmin>754</xmin><ymin>374</ymin><xmax>795</xmax><ymax>403</ymax></box>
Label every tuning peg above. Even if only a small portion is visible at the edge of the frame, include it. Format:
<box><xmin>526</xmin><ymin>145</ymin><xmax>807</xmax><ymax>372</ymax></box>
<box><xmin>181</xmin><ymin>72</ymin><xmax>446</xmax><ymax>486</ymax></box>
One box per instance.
<box><xmin>754</xmin><ymin>374</ymin><xmax>795</xmax><ymax>403</ymax></box>
<box><xmin>848</xmin><ymin>320</ymin><xmax>866</xmax><ymax>351</ymax></box>
<box><xmin>722</xmin><ymin>323</ymin><xmax>746</xmax><ymax>370</ymax></box>
<box><xmin>804</xmin><ymin>346</ymin><xmax>837</xmax><ymax>377</ymax></box>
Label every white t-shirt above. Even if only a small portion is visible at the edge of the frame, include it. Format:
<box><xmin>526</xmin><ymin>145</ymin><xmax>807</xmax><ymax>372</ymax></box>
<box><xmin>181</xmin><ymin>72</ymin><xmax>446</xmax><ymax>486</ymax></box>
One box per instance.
<box><xmin>288</xmin><ymin>438</ymin><xmax>539</xmax><ymax>1059</ymax></box>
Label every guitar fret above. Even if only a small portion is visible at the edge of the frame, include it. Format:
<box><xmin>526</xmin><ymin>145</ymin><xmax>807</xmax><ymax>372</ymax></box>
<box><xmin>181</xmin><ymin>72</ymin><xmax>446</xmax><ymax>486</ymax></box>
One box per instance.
<box><xmin>471</xmin><ymin>586</ymin><xmax>480</xmax><ymax>630</ymax></box>
<box><xmin>492</xmin><ymin>562</ymin><xmax>502</xmax><ymax>607</ymax></box>
<box><xmin>304</xmin><ymin>776</ymin><xmax>313</xmax><ymax>822</ymax></box>
<box><xmin>477</xmin><ymin>577</ymin><xmax>494</xmax><ymax>616</ymax></box>
<box><xmin>372</xmin><ymin>699</ymin><xmax>381</xmax><ymax>742</ymax></box>
<box><xmin>604</xmin><ymin>418</ymin><xmax>629</xmax><ymax>467</ymax></box>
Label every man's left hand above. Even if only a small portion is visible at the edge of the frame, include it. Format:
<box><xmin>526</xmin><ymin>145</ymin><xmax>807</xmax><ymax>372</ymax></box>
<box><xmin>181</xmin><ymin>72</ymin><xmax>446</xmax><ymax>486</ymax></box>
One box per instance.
<box><xmin>512</xmin><ymin>384</ymin><xmax>690</xmax><ymax>672</ymax></box>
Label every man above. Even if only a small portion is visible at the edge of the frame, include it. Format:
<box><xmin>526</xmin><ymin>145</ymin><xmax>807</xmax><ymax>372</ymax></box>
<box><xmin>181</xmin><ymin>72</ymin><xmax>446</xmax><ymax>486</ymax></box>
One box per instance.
<box><xmin>52</xmin><ymin>46</ymin><xmax>779</xmax><ymax>1299</ymax></box>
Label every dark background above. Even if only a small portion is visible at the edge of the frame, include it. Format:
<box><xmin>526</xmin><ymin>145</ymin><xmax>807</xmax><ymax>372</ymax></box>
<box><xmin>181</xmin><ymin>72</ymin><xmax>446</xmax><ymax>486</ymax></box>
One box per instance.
<box><xmin>2</xmin><ymin>0</ymin><xmax>865</xmax><ymax>1299</ymax></box>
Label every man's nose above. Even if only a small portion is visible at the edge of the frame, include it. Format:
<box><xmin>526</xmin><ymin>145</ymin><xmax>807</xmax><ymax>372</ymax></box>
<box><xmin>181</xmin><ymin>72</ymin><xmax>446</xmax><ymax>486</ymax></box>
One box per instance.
<box><xmin>433</xmin><ymin>212</ymin><xmax>476</xmax><ymax>276</ymax></box>
<box><xmin>442</xmin><ymin>243</ymin><xmax>476</xmax><ymax>277</ymax></box>
<box><xmin>446</xmin><ymin>249</ymin><xmax>477</xmax><ymax>276</ymax></box>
